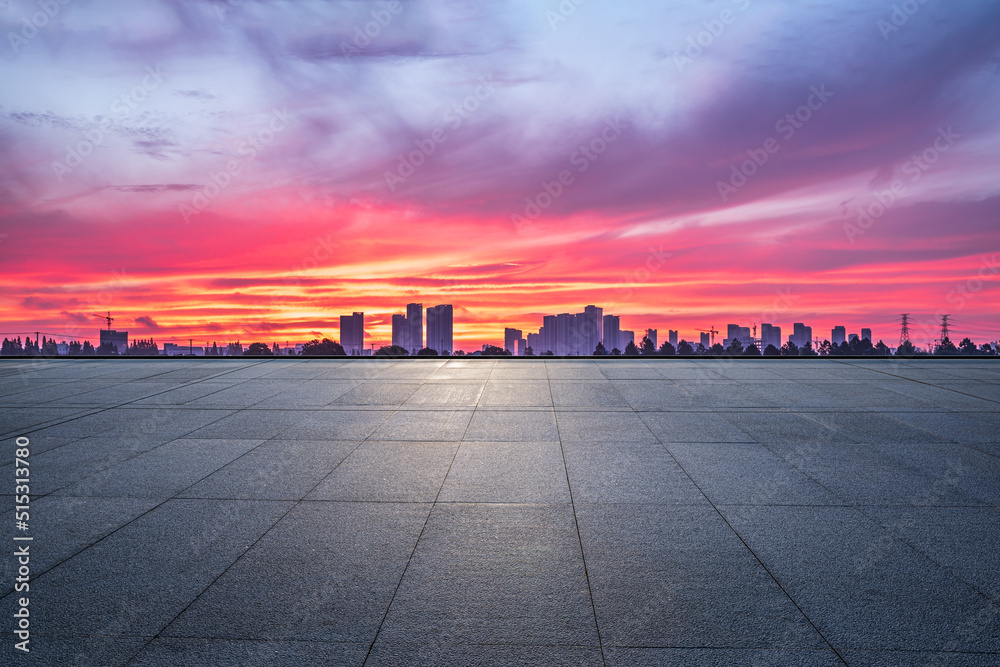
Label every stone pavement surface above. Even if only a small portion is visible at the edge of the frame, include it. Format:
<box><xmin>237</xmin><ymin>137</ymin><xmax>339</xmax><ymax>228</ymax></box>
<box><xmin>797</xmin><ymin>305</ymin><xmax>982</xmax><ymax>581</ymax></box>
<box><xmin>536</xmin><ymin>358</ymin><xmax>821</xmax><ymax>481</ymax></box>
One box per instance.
<box><xmin>1</xmin><ymin>357</ymin><xmax>999</xmax><ymax>666</ymax></box>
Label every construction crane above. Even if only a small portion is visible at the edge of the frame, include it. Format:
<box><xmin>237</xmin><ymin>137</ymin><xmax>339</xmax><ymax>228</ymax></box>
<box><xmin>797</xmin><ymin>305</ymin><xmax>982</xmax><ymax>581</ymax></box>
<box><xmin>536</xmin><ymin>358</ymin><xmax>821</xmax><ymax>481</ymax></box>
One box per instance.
<box><xmin>92</xmin><ymin>312</ymin><xmax>114</xmax><ymax>330</ymax></box>
<box><xmin>696</xmin><ymin>326</ymin><xmax>719</xmax><ymax>346</ymax></box>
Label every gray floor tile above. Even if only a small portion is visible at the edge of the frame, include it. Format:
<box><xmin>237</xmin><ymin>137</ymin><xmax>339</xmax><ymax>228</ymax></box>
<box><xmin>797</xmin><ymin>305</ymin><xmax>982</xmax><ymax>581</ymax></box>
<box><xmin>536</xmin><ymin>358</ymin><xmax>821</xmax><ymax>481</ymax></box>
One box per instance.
<box><xmin>557</xmin><ymin>411</ymin><xmax>657</xmax><ymax>442</ymax></box>
<box><xmin>184</xmin><ymin>440</ymin><xmax>359</xmax><ymax>500</ymax></box>
<box><xmin>563</xmin><ymin>441</ymin><xmax>706</xmax><ymax>504</ymax></box>
<box><xmin>370</xmin><ymin>410</ymin><xmax>473</xmax><ymax>440</ymax></box>
<box><xmin>722</xmin><ymin>505</ymin><xmax>1000</xmax><ymax>651</ymax></box>
<box><xmin>379</xmin><ymin>503</ymin><xmax>598</xmax><ymax>646</ymax></box>
<box><xmin>367</xmin><ymin>642</ymin><xmax>603</xmax><ymax>666</ymax></box>
<box><xmin>307</xmin><ymin>441</ymin><xmax>458</xmax><ymax>502</ymax></box>
<box><xmin>576</xmin><ymin>503</ymin><xmax>826</xmax><ymax>648</ymax></box>
<box><xmin>464</xmin><ymin>410</ymin><xmax>559</xmax><ymax>441</ymax></box>
<box><xmin>640</xmin><ymin>411</ymin><xmax>755</xmax><ymax>443</ymax></box>
<box><xmin>163</xmin><ymin>501</ymin><xmax>429</xmax><ymax>642</ymax></box>
<box><xmin>130</xmin><ymin>638</ymin><xmax>369</xmax><ymax>666</ymax></box>
<box><xmin>439</xmin><ymin>441</ymin><xmax>570</xmax><ymax>503</ymax></box>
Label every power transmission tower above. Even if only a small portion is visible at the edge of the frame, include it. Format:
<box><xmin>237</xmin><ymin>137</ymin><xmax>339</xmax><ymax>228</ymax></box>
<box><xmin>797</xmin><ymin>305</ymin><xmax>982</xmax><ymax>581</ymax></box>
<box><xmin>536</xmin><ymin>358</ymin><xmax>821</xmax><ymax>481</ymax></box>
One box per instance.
<box><xmin>899</xmin><ymin>314</ymin><xmax>910</xmax><ymax>347</ymax></box>
<box><xmin>940</xmin><ymin>314</ymin><xmax>950</xmax><ymax>342</ymax></box>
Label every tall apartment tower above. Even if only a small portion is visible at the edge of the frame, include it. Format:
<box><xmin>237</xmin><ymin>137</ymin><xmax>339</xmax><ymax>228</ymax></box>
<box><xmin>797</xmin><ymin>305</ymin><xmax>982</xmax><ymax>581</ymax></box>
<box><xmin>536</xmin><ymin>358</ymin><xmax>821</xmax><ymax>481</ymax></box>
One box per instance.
<box><xmin>645</xmin><ymin>329</ymin><xmax>657</xmax><ymax>349</ymax></box>
<box><xmin>832</xmin><ymin>326</ymin><xmax>847</xmax><ymax>345</ymax></box>
<box><xmin>391</xmin><ymin>314</ymin><xmax>409</xmax><ymax>350</ymax></box>
<box><xmin>602</xmin><ymin>314</ymin><xmax>620</xmax><ymax>352</ymax></box>
<box><xmin>582</xmin><ymin>305</ymin><xmax>603</xmax><ymax>355</ymax></box>
<box><xmin>700</xmin><ymin>332</ymin><xmax>710</xmax><ymax>348</ymax></box>
<box><xmin>761</xmin><ymin>323</ymin><xmax>782</xmax><ymax>350</ymax></box>
<box><xmin>669</xmin><ymin>330</ymin><xmax>678</xmax><ymax>347</ymax></box>
<box><xmin>541</xmin><ymin>315</ymin><xmax>556</xmax><ymax>354</ymax></box>
<box><xmin>861</xmin><ymin>328</ymin><xmax>872</xmax><ymax>342</ymax></box>
<box><xmin>504</xmin><ymin>328</ymin><xmax>523</xmax><ymax>356</ymax></box>
<box><xmin>340</xmin><ymin>312</ymin><xmax>364</xmax><ymax>355</ymax></box>
<box><xmin>791</xmin><ymin>323</ymin><xmax>812</xmax><ymax>348</ymax></box>
<box><xmin>406</xmin><ymin>303</ymin><xmax>423</xmax><ymax>354</ymax></box>
<box><xmin>426</xmin><ymin>304</ymin><xmax>453</xmax><ymax>355</ymax></box>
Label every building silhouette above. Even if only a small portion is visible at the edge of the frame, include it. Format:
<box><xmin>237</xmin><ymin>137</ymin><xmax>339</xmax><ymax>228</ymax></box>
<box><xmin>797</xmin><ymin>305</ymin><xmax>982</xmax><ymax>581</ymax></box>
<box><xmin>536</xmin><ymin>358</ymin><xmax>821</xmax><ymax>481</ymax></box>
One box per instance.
<box><xmin>832</xmin><ymin>326</ymin><xmax>846</xmax><ymax>345</ymax></box>
<box><xmin>407</xmin><ymin>303</ymin><xmax>423</xmax><ymax>354</ymax></box>
<box><xmin>700</xmin><ymin>332</ymin><xmax>710</xmax><ymax>348</ymax></box>
<box><xmin>391</xmin><ymin>314</ymin><xmax>408</xmax><ymax>350</ymax></box>
<box><xmin>603</xmin><ymin>314</ymin><xmax>620</xmax><ymax>352</ymax></box>
<box><xmin>504</xmin><ymin>328</ymin><xmax>523</xmax><ymax>356</ymax></box>
<box><xmin>791</xmin><ymin>323</ymin><xmax>812</xmax><ymax>348</ymax></box>
<box><xmin>340</xmin><ymin>312</ymin><xmax>364</xmax><ymax>355</ymax></box>
<box><xmin>426</xmin><ymin>304</ymin><xmax>453</xmax><ymax>354</ymax></box>
<box><xmin>645</xmin><ymin>329</ymin><xmax>657</xmax><ymax>349</ymax></box>
<box><xmin>99</xmin><ymin>328</ymin><xmax>128</xmax><ymax>353</ymax></box>
<box><xmin>668</xmin><ymin>330</ymin><xmax>678</xmax><ymax>347</ymax></box>
<box><xmin>761</xmin><ymin>323</ymin><xmax>782</xmax><ymax>350</ymax></box>
<box><xmin>861</xmin><ymin>327</ymin><xmax>872</xmax><ymax>342</ymax></box>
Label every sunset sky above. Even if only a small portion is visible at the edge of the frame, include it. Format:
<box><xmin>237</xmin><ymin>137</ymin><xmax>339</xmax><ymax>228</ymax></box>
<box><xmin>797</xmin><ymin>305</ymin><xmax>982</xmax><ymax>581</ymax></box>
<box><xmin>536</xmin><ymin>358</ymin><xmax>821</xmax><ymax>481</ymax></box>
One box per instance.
<box><xmin>1</xmin><ymin>0</ymin><xmax>999</xmax><ymax>351</ymax></box>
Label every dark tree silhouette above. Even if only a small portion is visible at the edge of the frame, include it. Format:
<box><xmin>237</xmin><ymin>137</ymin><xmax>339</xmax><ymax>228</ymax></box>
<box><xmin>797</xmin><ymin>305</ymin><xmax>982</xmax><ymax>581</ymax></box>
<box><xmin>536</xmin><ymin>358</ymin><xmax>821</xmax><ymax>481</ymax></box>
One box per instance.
<box><xmin>639</xmin><ymin>336</ymin><xmax>656</xmax><ymax>356</ymax></box>
<box><xmin>68</xmin><ymin>340</ymin><xmax>82</xmax><ymax>355</ymax></box>
<box><xmin>935</xmin><ymin>337</ymin><xmax>958</xmax><ymax>355</ymax></box>
<box><xmin>677</xmin><ymin>340</ymin><xmax>694</xmax><ymax>355</ymax></box>
<box><xmin>763</xmin><ymin>344</ymin><xmax>780</xmax><ymax>356</ymax></box>
<box><xmin>95</xmin><ymin>342</ymin><xmax>117</xmax><ymax>355</ymax></box>
<box><xmin>780</xmin><ymin>341</ymin><xmax>798</xmax><ymax>356</ymax></box>
<box><xmin>818</xmin><ymin>340</ymin><xmax>832</xmax><ymax>356</ymax></box>
<box><xmin>743</xmin><ymin>343</ymin><xmax>761</xmax><ymax>356</ymax></box>
<box><xmin>624</xmin><ymin>340</ymin><xmax>640</xmax><ymax>356</ymax></box>
<box><xmin>82</xmin><ymin>341</ymin><xmax>95</xmax><ymax>355</ymax></box>
<box><xmin>301</xmin><ymin>338</ymin><xmax>346</xmax><ymax>356</ymax></box>
<box><xmin>658</xmin><ymin>341</ymin><xmax>676</xmax><ymax>356</ymax></box>
<box><xmin>875</xmin><ymin>340</ymin><xmax>890</xmax><ymax>356</ymax></box>
<box><xmin>481</xmin><ymin>345</ymin><xmax>510</xmax><ymax>356</ymax></box>
<box><xmin>694</xmin><ymin>343</ymin><xmax>706</xmax><ymax>355</ymax></box>
<box><xmin>959</xmin><ymin>338</ymin><xmax>977</xmax><ymax>355</ymax></box>
<box><xmin>709</xmin><ymin>343</ymin><xmax>725</xmax><ymax>356</ymax></box>
<box><xmin>417</xmin><ymin>347</ymin><xmax>439</xmax><ymax>356</ymax></box>
<box><xmin>375</xmin><ymin>345</ymin><xmax>409</xmax><ymax>357</ymax></box>
<box><xmin>593</xmin><ymin>341</ymin><xmax>607</xmax><ymax>356</ymax></box>
<box><xmin>245</xmin><ymin>342</ymin><xmax>273</xmax><ymax>356</ymax></box>
<box><xmin>895</xmin><ymin>340</ymin><xmax>916</xmax><ymax>356</ymax></box>
<box><xmin>524</xmin><ymin>346</ymin><xmax>534</xmax><ymax>356</ymax></box>
<box><xmin>126</xmin><ymin>338</ymin><xmax>159</xmax><ymax>355</ymax></box>
<box><xmin>610</xmin><ymin>347</ymin><xmax>621</xmax><ymax>356</ymax></box>
<box><xmin>801</xmin><ymin>340</ymin><xmax>818</xmax><ymax>356</ymax></box>
<box><xmin>726</xmin><ymin>339</ymin><xmax>744</xmax><ymax>355</ymax></box>
<box><xmin>41</xmin><ymin>336</ymin><xmax>59</xmax><ymax>356</ymax></box>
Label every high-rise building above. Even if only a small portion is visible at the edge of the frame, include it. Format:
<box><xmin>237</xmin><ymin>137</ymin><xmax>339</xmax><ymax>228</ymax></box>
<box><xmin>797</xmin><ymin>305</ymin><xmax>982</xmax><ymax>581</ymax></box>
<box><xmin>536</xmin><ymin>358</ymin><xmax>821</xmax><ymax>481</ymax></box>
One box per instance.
<box><xmin>541</xmin><ymin>315</ymin><xmax>556</xmax><ymax>354</ymax></box>
<box><xmin>99</xmin><ymin>328</ymin><xmax>128</xmax><ymax>353</ymax></box>
<box><xmin>407</xmin><ymin>303</ymin><xmax>423</xmax><ymax>354</ymax></box>
<box><xmin>603</xmin><ymin>314</ymin><xmax>620</xmax><ymax>353</ymax></box>
<box><xmin>391</xmin><ymin>314</ymin><xmax>409</xmax><ymax>350</ymax></box>
<box><xmin>426</xmin><ymin>304</ymin><xmax>453</xmax><ymax>354</ymax></box>
<box><xmin>340</xmin><ymin>312</ymin><xmax>364</xmax><ymax>355</ymax></box>
<box><xmin>700</xmin><ymin>332</ymin><xmax>710</xmax><ymax>348</ymax></box>
<box><xmin>791</xmin><ymin>323</ymin><xmax>812</xmax><ymax>348</ymax></box>
<box><xmin>620</xmin><ymin>330</ymin><xmax>635</xmax><ymax>349</ymax></box>
<box><xmin>555</xmin><ymin>313</ymin><xmax>576</xmax><ymax>355</ymax></box>
<box><xmin>848</xmin><ymin>333</ymin><xmax>859</xmax><ymax>343</ymax></box>
<box><xmin>645</xmin><ymin>329</ymin><xmax>657</xmax><ymax>349</ymax></box>
<box><xmin>725</xmin><ymin>324</ymin><xmax>752</xmax><ymax>348</ymax></box>
<box><xmin>526</xmin><ymin>332</ymin><xmax>540</xmax><ymax>355</ymax></box>
<box><xmin>861</xmin><ymin>327</ymin><xmax>871</xmax><ymax>342</ymax></box>
<box><xmin>761</xmin><ymin>323</ymin><xmax>782</xmax><ymax>351</ymax></box>
<box><xmin>669</xmin><ymin>330</ymin><xmax>678</xmax><ymax>347</ymax></box>
<box><xmin>832</xmin><ymin>326</ymin><xmax>846</xmax><ymax>345</ymax></box>
<box><xmin>581</xmin><ymin>305</ymin><xmax>603</xmax><ymax>355</ymax></box>
<box><xmin>504</xmin><ymin>328</ymin><xmax>523</xmax><ymax>356</ymax></box>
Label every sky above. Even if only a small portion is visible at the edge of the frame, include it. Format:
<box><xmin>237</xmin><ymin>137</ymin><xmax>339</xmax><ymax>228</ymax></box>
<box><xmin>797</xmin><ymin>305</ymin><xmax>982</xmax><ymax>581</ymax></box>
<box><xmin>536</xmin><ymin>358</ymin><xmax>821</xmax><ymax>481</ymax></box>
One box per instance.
<box><xmin>1</xmin><ymin>0</ymin><xmax>999</xmax><ymax>351</ymax></box>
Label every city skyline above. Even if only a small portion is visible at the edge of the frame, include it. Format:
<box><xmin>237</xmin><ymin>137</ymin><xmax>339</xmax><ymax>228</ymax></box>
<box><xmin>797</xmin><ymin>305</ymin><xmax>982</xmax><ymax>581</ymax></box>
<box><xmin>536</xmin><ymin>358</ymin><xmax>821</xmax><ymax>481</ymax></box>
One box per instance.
<box><xmin>2</xmin><ymin>302</ymin><xmax>992</xmax><ymax>356</ymax></box>
<box><xmin>1</xmin><ymin>2</ymin><xmax>998</xmax><ymax>349</ymax></box>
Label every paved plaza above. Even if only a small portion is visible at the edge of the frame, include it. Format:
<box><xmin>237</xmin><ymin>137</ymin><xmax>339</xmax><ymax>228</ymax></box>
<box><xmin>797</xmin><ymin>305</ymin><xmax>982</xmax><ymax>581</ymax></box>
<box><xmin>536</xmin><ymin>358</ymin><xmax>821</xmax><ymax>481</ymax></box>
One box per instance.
<box><xmin>1</xmin><ymin>357</ymin><xmax>999</xmax><ymax>666</ymax></box>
